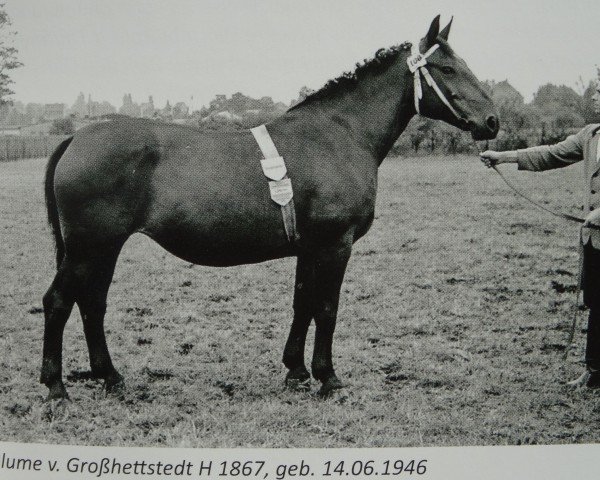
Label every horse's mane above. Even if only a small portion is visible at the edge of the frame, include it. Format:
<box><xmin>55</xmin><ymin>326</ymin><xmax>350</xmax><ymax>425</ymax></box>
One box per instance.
<box><xmin>289</xmin><ymin>41</ymin><xmax>412</xmax><ymax>111</ymax></box>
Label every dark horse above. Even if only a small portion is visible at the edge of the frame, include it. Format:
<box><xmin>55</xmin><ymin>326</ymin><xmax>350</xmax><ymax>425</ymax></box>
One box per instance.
<box><xmin>42</xmin><ymin>16</ymin><xmax>498</xmax><ymax>400</ymax></box>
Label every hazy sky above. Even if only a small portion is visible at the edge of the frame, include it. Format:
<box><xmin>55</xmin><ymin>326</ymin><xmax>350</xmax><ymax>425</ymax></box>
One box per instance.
<box><xmin>5</xmin><ymin>0</ymin><xmax>599</xmax><ymax>110</ymax></box>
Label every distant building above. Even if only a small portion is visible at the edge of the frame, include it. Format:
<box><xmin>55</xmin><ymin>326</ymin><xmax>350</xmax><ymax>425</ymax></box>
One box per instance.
<box><xmin>70</xmin><ymin>92</ymin><xmax>87</xmax><ymax>118</ymax></box>
<box><xmin>96</xmin><ymin>101</ymin><xmax>117</xmax><ymax>117</ymax></box>
<box><xmin>119</xmin><ymin>93</ymin><xmax>141</xmax><ymax>117</ymax></box>
<box><xmin>162</xmin><ymin>100</ymin><xmax>172</xmax><ymax>117</ymax></box>
<box><xmin>25</xmin><ymin>103</ymin><xmax>45</xmax><ymax>123</ymax></box>
<box><xmin>198</xmin><ymin>91</ymin><xmax>288</xmax><ymax>126</ymax></box>
<box><xmin>86</xmin><ymin>95</ymin><xmax>97</xmax><ymax>117</ymax></box>
<box><xmin>65</xmin><ymin>93</ymin><xmax>116</xmax><ymax>119</ymax></box>
<box><xmin>140</xmin><ymin>96</ymin><xmax>155</xmax><ymax>118</ymax></box>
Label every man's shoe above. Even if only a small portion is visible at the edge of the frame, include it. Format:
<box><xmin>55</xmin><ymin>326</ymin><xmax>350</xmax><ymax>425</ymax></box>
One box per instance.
<box><xmin>587</xmin><ymin>369</ymin><xmax>600</xmax><ymax>388</ymax></box>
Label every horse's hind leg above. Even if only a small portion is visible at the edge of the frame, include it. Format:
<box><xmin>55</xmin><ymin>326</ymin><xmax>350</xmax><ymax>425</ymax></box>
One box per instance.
<box><xmin>41</xmin><ymin>261</ymin><xmax>76</xmax><ymax>400</ymax></box>
<box><xmin>41</xmin><ymin>240</ymin><xmax>124</xmax><ymax>400</ymax></box>
<box><xmin>73</xmin><ymin>241</ymin><xmax>125</xmax><ymax>395</ymax></box>
<box><xmin>283</xmin><ymin>252</ymin><xmax>315</xmax><ymax>390</ymax></box>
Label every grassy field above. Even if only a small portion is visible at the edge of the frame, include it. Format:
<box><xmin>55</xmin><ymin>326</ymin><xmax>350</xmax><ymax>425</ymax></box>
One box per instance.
<box><xmin>1</xmin><ymin>155</ymin><xmax>599</xmax><ymax>448</ymax></box>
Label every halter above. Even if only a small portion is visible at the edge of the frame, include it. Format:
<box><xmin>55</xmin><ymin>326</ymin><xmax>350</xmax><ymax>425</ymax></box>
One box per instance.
<box><xmin>407</xmin><ymin>44</ymin><xmax>461</xmax><ymax>119</ymax></box>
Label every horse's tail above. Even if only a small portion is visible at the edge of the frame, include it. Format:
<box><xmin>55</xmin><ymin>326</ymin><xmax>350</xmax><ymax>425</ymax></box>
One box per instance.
<box><xmin>45</xmin><ymin>136</ymin><xmax>73</xmax><ymax>268</ymax></box>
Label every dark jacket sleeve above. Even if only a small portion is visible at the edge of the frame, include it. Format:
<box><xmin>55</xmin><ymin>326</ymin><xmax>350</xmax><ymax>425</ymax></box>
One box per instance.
<box><xmin>516</xmin><ymin>126</ymin><xmax>590</xmax><ymax>171</ymax></box>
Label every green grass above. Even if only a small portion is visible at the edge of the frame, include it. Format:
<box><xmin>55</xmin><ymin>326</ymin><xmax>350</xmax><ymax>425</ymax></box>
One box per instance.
<box><xmin>1</xmin><ymin>155</ymin><xmax>599</xmax><ymax>447</ymax></box>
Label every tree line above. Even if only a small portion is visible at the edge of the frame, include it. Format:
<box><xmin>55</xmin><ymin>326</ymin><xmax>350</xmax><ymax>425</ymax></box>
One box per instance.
<box><xmin>0</xmin><ymin>4</ymin><xmax>598</xmax><ymax>156</ymax></box>
<box><xmin>392</xmin><ymin>76</ymin><xmax>600</xmax><ymax>156</ymax></box>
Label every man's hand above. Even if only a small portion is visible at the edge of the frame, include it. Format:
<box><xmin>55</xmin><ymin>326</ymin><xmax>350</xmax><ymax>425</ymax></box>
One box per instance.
<box><xmin>479</xmin><ymin>150</ymin><xmax>501</xmax><ymax>168</ymax></box>
<box><xmin>480</xmin><ymin>150</ymin><xmax>518</xmax><ymax>168</ymax></box>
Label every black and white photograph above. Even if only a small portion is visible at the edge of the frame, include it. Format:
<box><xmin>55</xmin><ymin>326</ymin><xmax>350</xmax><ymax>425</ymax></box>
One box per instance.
<box><xmin>0</xmin><ymin>0</ymin><xmax>599</xmax><ymax>477</ymax></box>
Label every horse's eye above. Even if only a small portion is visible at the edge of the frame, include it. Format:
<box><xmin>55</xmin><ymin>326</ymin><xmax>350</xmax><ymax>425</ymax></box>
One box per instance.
<box><xmin>441</xmin><ymin>66</ymin><xmax>455</xmax><ymax>74</ymax></box>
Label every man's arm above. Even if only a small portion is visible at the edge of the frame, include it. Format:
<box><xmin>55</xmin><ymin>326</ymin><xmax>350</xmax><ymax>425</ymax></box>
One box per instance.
<box><xmin>516</xmin><ymin>128</ymin><xmax>586</xmax><ymax>171</ymax></box>
<box><xmin>481</xmin><ymin>125</ymin><xmax>591</xmax><ymax>171</ymax></box>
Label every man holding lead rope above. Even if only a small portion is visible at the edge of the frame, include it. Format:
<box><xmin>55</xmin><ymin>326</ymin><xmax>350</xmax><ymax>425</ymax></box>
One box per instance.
<box><xmin>480</xmin><ymin>84</ymin><xmax>600</xmax><ymax>388</ymax></box>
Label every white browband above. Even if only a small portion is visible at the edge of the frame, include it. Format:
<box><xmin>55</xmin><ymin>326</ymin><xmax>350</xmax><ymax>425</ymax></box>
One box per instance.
<box><xmin>407</xmin><ymin>44</ymin><xmax>461</xmax><ymax>119</ymax></box>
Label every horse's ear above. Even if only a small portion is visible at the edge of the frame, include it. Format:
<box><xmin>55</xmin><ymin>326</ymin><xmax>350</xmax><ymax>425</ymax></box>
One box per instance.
<box><xmin>439</xmin><ymin>16</ymin><xmax>453</xmax><ymax>41</ymax></box>
<box><xmin>424</xmin><ymin>15</ymin><xmax>441</xmax><ymax>48</ymax></box>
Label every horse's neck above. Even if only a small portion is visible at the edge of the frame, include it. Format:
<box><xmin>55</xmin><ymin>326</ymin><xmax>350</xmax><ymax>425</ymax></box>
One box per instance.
<box><xmin>312</xmin><ymin>58</ymin><xmax>415</xmax><ymax>163</ymax></box>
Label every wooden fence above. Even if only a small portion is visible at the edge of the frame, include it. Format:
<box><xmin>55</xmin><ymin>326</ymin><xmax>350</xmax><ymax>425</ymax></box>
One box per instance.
<box><xmin>0</xmin><ymin>135</ymin><xmax>69</xmax><ymax>162</ymax></box>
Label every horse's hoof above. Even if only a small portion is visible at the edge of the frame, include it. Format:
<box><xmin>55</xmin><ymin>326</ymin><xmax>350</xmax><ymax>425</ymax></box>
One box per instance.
<box><xmin>318</xmin><ymin>376</ymin><xmax>345</xmax><ymax>397</ymax></box>
<box><xmin>285</xmin><ymin>368</ymin><xmax>311</xmax><ymax>392</ymax></box>
<box><xmin>46</xmin><ymin>382</ymin><xmax>69</xmax><ymax>402</ymax></box>
<box><xmin>105</xmin><ymin>374</ymin><xmax>125</xmax><ymax>397</ymax></box>
<box><xmin>285</xmin><ymin>376</ymin><xmax>311</xmax><ymax>392</ymax></box>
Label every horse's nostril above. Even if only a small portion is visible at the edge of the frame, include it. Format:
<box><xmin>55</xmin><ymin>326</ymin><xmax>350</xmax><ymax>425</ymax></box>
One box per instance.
<box><xmin>486</xmin><ymin>115</ymin><xmax>498</xmax><ymax>132</ymax></box>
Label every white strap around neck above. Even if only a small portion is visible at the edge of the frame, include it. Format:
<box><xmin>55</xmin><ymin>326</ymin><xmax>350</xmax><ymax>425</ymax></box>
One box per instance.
<box><xmin>251</xmin><ymin>124</ymin><xmax>280</xmax><ymax>158</ymax></box>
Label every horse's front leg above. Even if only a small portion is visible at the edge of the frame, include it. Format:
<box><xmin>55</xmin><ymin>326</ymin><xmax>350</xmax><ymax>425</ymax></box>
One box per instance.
<box><xmin>311</xmin><ymin>235</ymin><xmax>352</xmax><ymax>396</ymax></box>
<box><xmin>283</xmin><ymin>252</ymin><xmax>315</xmax><ymax>390</ymax></box>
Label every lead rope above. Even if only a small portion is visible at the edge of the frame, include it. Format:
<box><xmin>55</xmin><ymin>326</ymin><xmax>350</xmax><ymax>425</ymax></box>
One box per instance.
<box><xmin>564</xmin><ymin>242</ymin><xmax>584</xmax><ymax>360</ymax></box>
<box><xmin>478</xmin><ymin>145</ymin><xmax>588</xmax><ymax>358</ymax></box>
<box><xmin>490</xmin><ymin>164</ymin><xmax>586</xmax><ymax>224</ymax></box>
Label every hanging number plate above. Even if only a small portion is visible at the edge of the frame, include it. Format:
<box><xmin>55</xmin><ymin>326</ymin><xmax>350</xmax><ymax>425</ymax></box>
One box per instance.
<box><xmin>407</xmin><ymin>53</ymin><xmax>427</xmax><ymax>73</ymax></box>
<box><xmin>260</xmin><ymin>156</ymin><xmax>287</xmax><ymax>181</ymax></box>
<box><xmin>268</xmin><ymin>178</ymin><xmax>293</xmax><ymax>206</ymax></box>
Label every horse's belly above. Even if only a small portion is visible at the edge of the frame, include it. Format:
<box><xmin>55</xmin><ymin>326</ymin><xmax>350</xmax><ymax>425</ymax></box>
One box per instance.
<box><xmin>150</xmin><ymin>237</ymin><xmax>293</xmax><ymax>266</ymax></box>
<box><xmin>139</xmin><ymin>211</ymin><xmax>293</xmax><ymax>267</ymax></box>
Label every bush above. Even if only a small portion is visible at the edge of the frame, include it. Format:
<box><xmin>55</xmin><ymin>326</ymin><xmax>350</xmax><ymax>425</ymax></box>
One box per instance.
<box><xmin>49</xmin><ymin>118</ymin><xmax>75</xmax><ymax>135</ymax></box>
<box><xmin>495</xmin><ymin>132</ymin><xmax>529</xmax><ymax>150</ymax></box>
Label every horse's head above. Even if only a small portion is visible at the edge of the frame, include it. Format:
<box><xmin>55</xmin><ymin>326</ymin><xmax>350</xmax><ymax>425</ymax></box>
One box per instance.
<box><xmin>412</xmin><ymin>16</ymin><xmax>499</xmax><ymax>140</ymax></box>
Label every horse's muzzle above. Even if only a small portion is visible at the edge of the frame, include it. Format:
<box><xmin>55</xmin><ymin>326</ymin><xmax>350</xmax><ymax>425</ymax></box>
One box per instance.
<box><xmin>470</xmin><ymin>115</ymin><xmax>500</xmax><ymax>140</ymax></box>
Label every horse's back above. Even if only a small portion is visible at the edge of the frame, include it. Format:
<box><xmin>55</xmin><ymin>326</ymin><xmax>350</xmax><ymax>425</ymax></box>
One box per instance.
<box><xmin>53</xmin><ymin>118</ymin><xmax>291</xmax><ymax>263</ymax></box>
